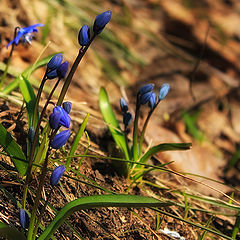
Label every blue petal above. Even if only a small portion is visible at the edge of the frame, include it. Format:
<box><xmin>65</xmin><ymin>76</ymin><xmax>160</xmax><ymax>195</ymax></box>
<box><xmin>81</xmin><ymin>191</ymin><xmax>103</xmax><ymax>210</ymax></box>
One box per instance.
<box><xmin>50</xmin><ymin>165</ymin><xmax>65</xmax><ymax>186</ymax></box>
<box><xmin>120</xmin><ymin>98</ymin><xmax>128</xmax><ymax>113</ymax></box>
<box><xmin>139</xmin><ymin>91</ymin><xmax>152</xmax><ymax>105</ymax></box>
<box><xmin>159</xmin><ymin>83</ymin><xmax>170</xmax><ymax>101</ymax></box>
<box><xmin>19</xmin><ymin>209</ymin><xmax>29</xmax><ymax>229</ymax></box>
<box><xmin>51</xmin><ymin>130</ymin><xmax>70</xmax><ymax>149</ymax></box>
<box><xmin>93</xmin><ymin>10</ymin><xmax>112</xmax><ymax>34</ymax></box>
<box><xmin>53</xmin><ymin>106</ymin><xmax>71</xmax><ymax>128</ymax></box>
<box><xmin>138</xmin><ymin>83</ymin><xmax>154</xmax><ymax>95</ymax></box>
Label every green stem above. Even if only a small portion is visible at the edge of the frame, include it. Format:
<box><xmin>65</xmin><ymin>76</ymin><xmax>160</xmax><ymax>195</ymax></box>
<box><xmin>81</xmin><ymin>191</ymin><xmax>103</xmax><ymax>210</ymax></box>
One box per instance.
<box><xmin>32</xmin><ymin>75</ymin><xmax>47</xmax><ymax>128</ymax></box>
<box><xmin>27</xmin><ymin>150</ymin><xmax>50</xmax><ymax>240</ymax></box>
<box><xmin>139</xmin><ymin>101</ymin><xmax>160</xmax><ymax>154</ymax></box>
<box><xmin>22</xmin><ymin>77</ymin><xmax>61</xmax><ymax>209</ymax></box>
<box><xmin>32</xmin><ymin>188</ymin><xmax>53</xmax><ymax>240</ymax></box>
<box><xmin>132</xmin><ymin>96</ymin><xmax>140</xmax><ymax>162</ymax></box>
<box><xmin>0</xmin><ymin>27</ymin><xmax>19</xmax><ymax>88</ymax></box>
<box><xmin>57</xmin><ymin>36</ymin><xmax>95</xmax><ymax>106</ymax></box>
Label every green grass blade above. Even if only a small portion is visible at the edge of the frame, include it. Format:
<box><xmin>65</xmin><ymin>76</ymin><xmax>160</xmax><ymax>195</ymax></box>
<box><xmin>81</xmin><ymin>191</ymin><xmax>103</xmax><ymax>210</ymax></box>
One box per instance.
<box><xmin>2</xmin><ymin>53</ymin><xmax>59</xmax><ymax>95</ymax></box>
<box><xmin>0</xmin><ymin>123</ymin><xmax>27</xmax><ymax>175</ymax></box>
<box><xmin>99</xmin><ymin>87</ymin><xmax>130</xmax><ymax>177</ymax></box>
<box><xmin>38</xmin><ymin>194</ymin><xmax>171</xmax><ymax>240</ymax></box>
<box><xmin>0</xmin><ymin>222</ymin><xmax>26</xmax><ymax>240</ymax></box>
<box><xmin>19</xmin><ymin>75</ymin><xmax>37</xmax><ymax>128</ymax></box>
<box><xmin>66</xmin><ymin>113</ymin><xmax>89</xmax><ymax>170</ymax></box>
<box><xmin>140</xmin><ymin>143</ymin><xmax>192</xmax><ymax>163</ymax></box>
<box><xmin>232</xmin><ymin>211</ymin><xmax>240</xmax><ymax>239</ymax></box>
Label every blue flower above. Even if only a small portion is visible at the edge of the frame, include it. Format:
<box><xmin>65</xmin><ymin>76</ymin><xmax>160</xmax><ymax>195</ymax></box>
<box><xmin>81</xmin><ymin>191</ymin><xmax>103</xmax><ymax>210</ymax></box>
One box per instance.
<box><xmin>19</xmin><ymin>208</ymin><xmax>29</xmax><ymax>229</ymax></box>
<box><xmin>51</xmin><ymin>106</ymin><xmax>71</xmax><ymax>129</ymax></box>
<box><xmin>50</xmin><ymin>130</ymin><xmax>70</xmax><ymax>149</ymax></box>
<box><xmin>148</xmin><ymin>92</ymin><xmax>156</xmax><ymax>109</ymax></box>
<box><xmin>123</xmin><ymin>112</ymin><xmax>132</xmax><ymax>129</ymax></box>
<box><xmin>27</xmin><ymin>127</ymin><xmax>35</xmax><ymax>143</ymax></box>
<box><xmin>57</xmin><ymin>61</ymin><xmax>69</xmax><ymax>79</ymax></box>
<box><xmin>49</xmin><ymin>108</ymin><xmax>62</xmax><ymax>130</ymax></box>
<box><xmin>78</xmin><ymin>25</ymin><xmax>90</xmax><ymax>46</ymax></box>
<box><xmin>139</xmin><ymin>91</ymin><xmax>153</xmax><ymax>105</ymax></box>
<box><xmin>46</xmin><ymin>69</ymin><xmax>58</xmax><ymax>80</ymax></box>
<box><xmin>120</xmin><ymin>98</ymin><xmax>128</xmax><ymax>113</ymax></box>
<box><xmin>159</xmin><ymin>83</ymin><xmax>170</xmax><ymax>101</ymax></box>
<box><xmin>62</xmin><ymin>101</ymin><xmax>72</xmax><ymax>114</ymax></box>
<box><xmin>7</xmin><ymin>23</ymin><xmax>44</xmax><ymax>49</ymax></box>
<box><xmin>47</xmin><ymin>54</ymin><xmax>63</xmax><ymax>70</ymax></box>
<box><xmin>138</xmin><ymin>83</ymin><xmax>154</xmax><ymax>95</ymax></box>
<box><xmin>93</xmin><ymin>10</ymin><xmax>112</xmax><ymax>34</ymax></box>
<box><xmin>50</xmin><ymin>165</ymin><xmax>65</xmax><ymax>186</ymax></box>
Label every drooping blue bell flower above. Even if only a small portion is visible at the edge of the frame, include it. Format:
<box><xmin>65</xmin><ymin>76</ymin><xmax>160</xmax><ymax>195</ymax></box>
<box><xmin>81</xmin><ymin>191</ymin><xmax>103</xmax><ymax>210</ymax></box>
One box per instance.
<box><xmin>57</xmin><ymin>61</ymin><xmax>69</xmax><ymax>79</ymax></box>
<box><xmin>78</xmin><ymin>25</ymin><xmax>90</xmax><ymax>46</ymax></box>
<box><xmin>50</xmin><ymin>130</ymin><xmax>70</xmax><ymax>149</ymax></box>
<box><xmin>27</xmin><ymin>127</ymin><xmax>35</xmax><ymax>143</ymax></box>
<box><xmin>62</xmin><ymin>101</ymin><xmax>72</xmax><ymax>114</ymax></box>
<box><xmin>47</xmin><ymin>54</ymin><xmax>63</xmax><ymax>71</ymax></box>
<box><xmin>49</xmin><ymin>108</ymin><xmax>62</xmax><ymax>130</ymax></box>
<box><xmin>46</xmin><ymin>69</ymin><xmax>58</xmax><ymax>80</ymax></box>
<box><xmin>51</xmin><ymin>106</ymin><xmax>71</xmax><ymax>128</ymax></box>
<box><xmin>50</xmin><ymin>165</ymin><xmax>66</xmax><ymax>186</ymax></box>
<box><xmin>139</xmin><ymin>91</ymin><xmax>153</xmax><ymax>105</ymax></box>
<box><xmin>138</xmin><ymin>84</ymin><xmax>154</xmax><ymax>95</ymax></box>
<box><xmin>120</xmin><ymin>98</ymin><xmax>128</xmax><ymax>113</ymax></box>
<box><xmin>158</xmin><ymin>83</ymin><xmax>170</xmax><ymax>101</ymax></box>
<box><xmin>7</xmin><ymin>23</ymin><xmax>44</xmax><ymax>49</ymax></box>
<box><xmin>93</xmin><ymin>10</ymin><xmax>112</xmax><ymax>34</ymax></box>
<box><xmin>148</xmin><ymin>92</ymin><xmax>156</xmax><ymax>109</ymax></box>
<box><xmin>19</xmin><ymin>208</ymin><xmax>29</xmax><ymax>229</ymax></box>
<box><xmin>123</xmin><ymin>112</ymin><xmax>132</xmax><ymax>128</ymax></box>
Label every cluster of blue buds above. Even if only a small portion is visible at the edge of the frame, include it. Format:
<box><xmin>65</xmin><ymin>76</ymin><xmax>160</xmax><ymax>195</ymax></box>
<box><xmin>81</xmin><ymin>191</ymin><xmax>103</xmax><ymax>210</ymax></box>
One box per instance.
<box><xmin>78</xmin><ymin>10</ymin><xmax>112</xmax><ymax>47</ymax></box>
<box><xmin>46</xmin><ymin>54</ymin><xmax>69</xmax><ymax>80</ymax></box>
<box><xmin>7</xmin><ymin>23</ymin><xmax>44</xmax><ymax>49</ymax></box>
<box><xmin>120</xmin><ymin>98</ymin><xmax>132</xmax><ymax>129</ymax></box>
<box><xmin>19</xmin><ymin>208</ymin><xmax>29</xmax><ymax>229</ymax></box>
<box><xmin>49</xmin><ymin>102</ymin><xmax>72</xmax><ymax>149</ymax></box>
<box><xmin>138</xmin><ymin>83</ymin><xmax>170</xmax><ymax>110</ymax></box>
<box><xmin>50</xmin><ymin>165</ymin><xmax>66</xmax><ymax>186</ymax></box>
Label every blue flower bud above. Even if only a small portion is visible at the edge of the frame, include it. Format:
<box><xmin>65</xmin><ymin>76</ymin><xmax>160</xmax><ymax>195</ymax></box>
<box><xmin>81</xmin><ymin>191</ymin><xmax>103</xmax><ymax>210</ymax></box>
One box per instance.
<box><xmin>19</xmin><ymin>208</ymin><xmax>29</xmax><ymax>229</ymax></box>
<box><xmin>28</xmin><ymin>127</ymin><xmax>35</xmax><ymax>143</ymax></box>
<box><xmin>53</xmin><ymin>106</ymin><xmax>71</xmax><ymax>128</ymax></box>
<box><xmin>46</xmin><ymin>69</ymin><xmax>58</xmax><ymax>79</ymax></box>
<box><xmin>123</xmin><ymin>112</ymin><xmax>132</xmax><ymax>128</ymax></box>
<box><xmin>139</xmin><ymin>91</ymin><xmax>152</xmax><ymax>105</ymax></box>
<box><xmin>50</xmin><ymin>130</ymin><xmax>70</xmax><ymax>149</ymax></box>
<box><xmin>158</xmin><ymin>83</ymin><xmax>170</xmax><ymax>101</ymax></box>
<box><xmin>138</xmin><ymin>83</ymin><xmax>154</xmax><ymax>95</ymax></box>
<box><xmin>62</xmin><ymin>101</ymin><xmax>72</xmax><ymax>114</ymax></box>
<box><xmin>50</xmin><ymin>165</ymin><xmax>65</xmax><ymax>186</ymax></box>
<box><xmin>148</xmin><ymin>92</ymin><xmax>156</xmax><ymax>109</ymax></box>
<box><xmin>57</xmin><ymin>61</ymin><xmax>69</xmax><ymax>79</ymax></box>
<box><xmin>49</xmin><ymin>108</ymin><xmax>61</xmax><ymax>130</ymax></box>
<box><xmin>93</xmin><ymin>10</ymin><xmax>112</xmax><ymax>34</ymax></box>
<box><xmin>47</xmin><ymin>54</ymin><xmax>63</xmax><ymax>70</ymax></box>
<box><xmin>120</xmin><ymin>98</ymin><xmax>128</xmax><ymax>113</ymax></box>
<box><xmin>78</xmin><ymin>25</ymin><xmax>90</xmax><ymax>46</ymax></box>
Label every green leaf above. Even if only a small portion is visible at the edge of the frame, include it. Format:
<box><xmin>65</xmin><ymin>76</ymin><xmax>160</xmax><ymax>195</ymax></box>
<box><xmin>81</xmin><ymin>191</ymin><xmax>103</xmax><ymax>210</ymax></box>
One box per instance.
<box><xmin>0</xmin><ymin>123</ymin><xmax>27</xmax><ymax>175</ymax></box>
<box><xmin>66</xmin><ymin>113</ymin><xmax>89</xmax><ymax>170</ymax></box>
<box><xmin>99</xmin><ymin>87</ymin><xmax>129</xmax><ymax>160</ymax></box>
<box><xmin>140</xmin><ymin>143</ymin><xmax>192</xmax><ymax>163</ymax></box>
<box><xmin>0</xmin><ymin>222</ymin><xmax>26</xmax><ymax>240</ymax></box>
<box><xmin>19</xmin><ymin>75</ymin><xmax>37</xmax><ymax>128</ymax></box>
<box><xmin>38</xmin><ymin>194</ymin><xmax>171</xmax><ymax>240</ymax></box>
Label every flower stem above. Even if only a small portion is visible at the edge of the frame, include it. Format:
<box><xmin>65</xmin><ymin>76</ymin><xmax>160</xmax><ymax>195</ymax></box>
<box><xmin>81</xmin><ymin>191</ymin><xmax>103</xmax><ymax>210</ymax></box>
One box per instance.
<box><xmin>57</xmin><ymin>35</ymin><xmax>95</xmax><ymax>106</ymax></box>
<box><xmin>132</xmin><ymin>96</ymin><xmax>140</xmax><ymax>162</ymax></box>
<box><xmin>22</xmin><ymin>77</ymin><xmax>61</xmax><ymax>209</ymax></box>
<box><xmin>0</xmin><ymin>27</ymin><xmax>19</xmax><ymax>89</ymax></box>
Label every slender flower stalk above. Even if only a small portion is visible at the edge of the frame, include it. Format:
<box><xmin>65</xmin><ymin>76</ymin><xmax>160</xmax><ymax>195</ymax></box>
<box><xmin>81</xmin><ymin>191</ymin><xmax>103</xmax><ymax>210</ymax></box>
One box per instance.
<box><xmin>132</xmin><ymin>95</ymin><xmax>140</xmax><ymax>162</ymax></box>
<box><xmin>57</xmin><ymin>36</ymin><xmax>95</xmax><ymax>106</ymax></box>
<box><xmin>22</xmin><ymin>76</ymin><xmax>63</xmax><ymax>209</ymax></box>
<box><xmin>0</xmin><ymin>27</ymin><xmax>19</xmax><ymax>88</ymax></box>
